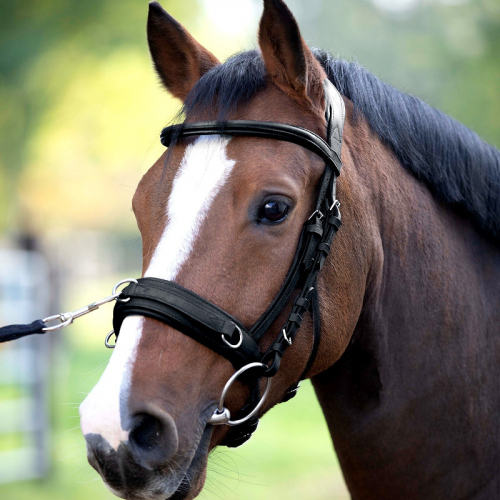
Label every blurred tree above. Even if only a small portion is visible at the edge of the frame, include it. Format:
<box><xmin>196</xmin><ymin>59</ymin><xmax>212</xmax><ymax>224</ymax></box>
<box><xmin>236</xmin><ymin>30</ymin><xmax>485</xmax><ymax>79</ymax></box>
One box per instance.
<box><xmin>1</xmin><ymin>0</ymin><xmax>499</xmax><ymax>234</ymax></box>
<box><xmin>0</xmin><ymin>0</ymin><xmax>199</xmax><ymax>231</ymax></box>
<box><xmin>288</xmin><ymin>0</ymin><xmax>500</xmax><ymax>146</ymax></box>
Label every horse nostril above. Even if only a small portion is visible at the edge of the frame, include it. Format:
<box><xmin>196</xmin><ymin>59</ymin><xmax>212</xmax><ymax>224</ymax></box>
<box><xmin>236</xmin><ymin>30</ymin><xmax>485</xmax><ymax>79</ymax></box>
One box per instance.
<box><xmin>128</xmin><ymin>407</ymin><xmax>179</xmax><ymax>469</ymax></box>
<box><xmin>130</xmin><ymin>414</ymin><xmax>163</xmax><ymax>450</ymax></box>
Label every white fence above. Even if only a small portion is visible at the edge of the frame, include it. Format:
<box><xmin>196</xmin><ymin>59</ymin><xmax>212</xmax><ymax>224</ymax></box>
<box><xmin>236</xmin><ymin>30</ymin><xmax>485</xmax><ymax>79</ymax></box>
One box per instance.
<box><xmin>0</xmin><ymin>248</ymin><xmax>53</xmax><ymax>483</ymax></box>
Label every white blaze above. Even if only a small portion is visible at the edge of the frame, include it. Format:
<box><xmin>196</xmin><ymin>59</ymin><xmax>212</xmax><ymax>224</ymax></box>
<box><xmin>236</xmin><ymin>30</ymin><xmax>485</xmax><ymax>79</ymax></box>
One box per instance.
<box><xmin>146</xmin><ymin>135</ymin><xmax>235</xmax><ymax>280</ymax></box>
<box><xmin>79</xmin><ymin>316</ymin><xmax>143</xmax><ymax>448</ymax></box>
<box><xmin>80</xmin><ymin>136</ymin><xmax>235</xmax><ymax>448</ymax></box>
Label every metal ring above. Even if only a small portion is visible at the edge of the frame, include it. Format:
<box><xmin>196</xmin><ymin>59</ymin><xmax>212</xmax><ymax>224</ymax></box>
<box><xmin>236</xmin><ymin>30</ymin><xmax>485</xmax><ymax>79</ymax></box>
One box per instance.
<box><xmin>105</xmin><ymin>330</ymin><xmax>116</xmax><ymax>349</ymax></box>
<box><xmin>112</xmin><ymin>278</ymin><xmax>138</xmax><ymax>302</ymax></box>
<box><xmin>207</xmin><ymin>361</ymin><xmax>272</xmax><ymax>427</ymax></box>
<box><xmin>42</xmin><ymin>314</ymin><xmax>73</xmax><ymax>332</ymax></box>
<box><xmin>329</xmin><ymin>198</ymin><xmax>340</xmax><ymax>212</ymax></box>
<box><xmin>308</xmin><ymin>209</ymin><xmax>324</xmax><ymax>221</ymax></box>
<box><xmin>221</xmin><ymin>325</ymin><xmax>243</xmax><ymax>349</ymax></box>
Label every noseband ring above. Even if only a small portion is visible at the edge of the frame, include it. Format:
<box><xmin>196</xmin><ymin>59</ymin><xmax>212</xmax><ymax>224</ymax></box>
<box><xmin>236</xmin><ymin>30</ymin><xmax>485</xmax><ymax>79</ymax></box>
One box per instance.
<box><xmin>112</xmin><ymin>278</ymin><xmax>138</xmax><ymax>302</ymax></box>
<box><xmin>105</xmin><ymin>330</ymin><xmax>117</xmax><ymax>348</ymax></box>
<box><xmin>222</xmin><ymin>325</ymin><xmax>244</xmax><ymax>349</ymax></box>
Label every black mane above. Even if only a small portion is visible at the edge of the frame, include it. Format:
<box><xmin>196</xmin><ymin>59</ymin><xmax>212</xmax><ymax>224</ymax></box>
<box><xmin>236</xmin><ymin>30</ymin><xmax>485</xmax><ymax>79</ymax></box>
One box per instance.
<box><xmin>183</xmin><ymin>49</ymin><xmax>500</xmax><ymax>241</ymax></box>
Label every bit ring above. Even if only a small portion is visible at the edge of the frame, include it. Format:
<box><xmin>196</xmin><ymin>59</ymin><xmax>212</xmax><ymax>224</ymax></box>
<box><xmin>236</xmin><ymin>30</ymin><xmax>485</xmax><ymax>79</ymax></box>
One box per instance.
<box><xmin>208</xmin><ymin>362</ymin><xmax>272</xmax><ymax>427</ymax></box>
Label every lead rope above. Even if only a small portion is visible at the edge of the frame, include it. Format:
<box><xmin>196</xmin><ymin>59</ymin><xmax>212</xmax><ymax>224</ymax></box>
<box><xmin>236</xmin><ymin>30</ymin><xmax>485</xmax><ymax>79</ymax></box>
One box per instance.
<box><xmin>0</xmin><ymin>279</ymin><xmax>137</xmax><ymax>345</ymax></box>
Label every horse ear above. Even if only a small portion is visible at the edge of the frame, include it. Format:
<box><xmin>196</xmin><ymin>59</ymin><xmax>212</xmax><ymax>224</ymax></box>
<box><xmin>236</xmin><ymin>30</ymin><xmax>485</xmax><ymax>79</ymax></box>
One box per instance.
<box><xmin>147</xmin><ymin>2</ymin><xmax>220</xmax><ymax>101</ymax></box>
<box><xmin>258</xmin><ymin>0</ymin><xmax>326</xmax><ymax>112</ymax></box>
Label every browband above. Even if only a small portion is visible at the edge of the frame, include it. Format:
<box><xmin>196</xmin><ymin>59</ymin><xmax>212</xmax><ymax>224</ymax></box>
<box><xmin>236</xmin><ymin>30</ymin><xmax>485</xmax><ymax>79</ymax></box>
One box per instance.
<box><xmin>160</xmin><ymin>120</ymin><xmax>342</xmax><ymax>177</ymax></box>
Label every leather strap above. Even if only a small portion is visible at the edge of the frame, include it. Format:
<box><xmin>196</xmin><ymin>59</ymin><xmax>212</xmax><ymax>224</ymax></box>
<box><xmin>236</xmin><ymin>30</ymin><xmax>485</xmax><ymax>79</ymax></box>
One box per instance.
<box><xmin>161</xmin><ymin>120</ymin><xmax>342</xmax><ymax>177</ymax></box>
<box><xmin>248</xmin><ymin>168</ymin><xmax>338</xmax><ymax>344</ymax></box>
<box><xmin>300</xmin><ymin>286</ymin><xmax>322</xmax><ymax>380</ymax></box>
<box><xmin>278</xmin><ymin>285</ymin><xmax>322</xmax><ymax>408</ymax></box>
<box><xmin>114</xmin><ymin>278</ymin><xmax>261</xmax><ymax>370</ymax></box>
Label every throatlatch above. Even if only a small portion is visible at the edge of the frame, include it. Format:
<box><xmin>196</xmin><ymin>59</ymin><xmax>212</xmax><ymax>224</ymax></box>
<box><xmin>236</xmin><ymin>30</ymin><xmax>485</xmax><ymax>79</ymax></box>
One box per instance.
<box><xmin>0</xmin><ymin>79</ymin><xmax>345</xmax><ymax>449</ymax></box>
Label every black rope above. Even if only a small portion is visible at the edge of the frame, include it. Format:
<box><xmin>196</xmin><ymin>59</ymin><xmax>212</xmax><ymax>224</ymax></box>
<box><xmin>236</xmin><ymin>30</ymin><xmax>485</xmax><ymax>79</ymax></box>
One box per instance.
<box><xmin>0</xmin><ymin>320</ymin><xmax>46</xmax><ymax>343</ymax></box>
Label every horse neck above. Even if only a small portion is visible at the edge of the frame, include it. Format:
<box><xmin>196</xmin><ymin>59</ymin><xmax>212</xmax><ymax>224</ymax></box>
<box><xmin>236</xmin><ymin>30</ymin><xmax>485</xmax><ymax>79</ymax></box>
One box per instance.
<box><xmin>313</xmin><ymin>108</ymin><xmax>500</xmax><ymax>500</ymax></box>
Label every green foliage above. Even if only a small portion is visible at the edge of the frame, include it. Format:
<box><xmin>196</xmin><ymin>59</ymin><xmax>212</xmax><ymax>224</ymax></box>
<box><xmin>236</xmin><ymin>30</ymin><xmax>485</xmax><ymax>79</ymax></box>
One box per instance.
<box><xmin>289</xmin><ymin>0</ymin><xmax>500</xmax><ymax>147</ymax></box>
<box><xmin>0</xmin><ymin>0</ymin><xmax>198</xmax><ymax>229</ymax></box>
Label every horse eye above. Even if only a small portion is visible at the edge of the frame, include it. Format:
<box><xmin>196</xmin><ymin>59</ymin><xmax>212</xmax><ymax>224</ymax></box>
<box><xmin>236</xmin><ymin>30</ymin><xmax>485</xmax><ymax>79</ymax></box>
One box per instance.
<box><xmin>259</xmin><ymin>200</ymin><xmax>290</xmax><ymax>224</ymax></box>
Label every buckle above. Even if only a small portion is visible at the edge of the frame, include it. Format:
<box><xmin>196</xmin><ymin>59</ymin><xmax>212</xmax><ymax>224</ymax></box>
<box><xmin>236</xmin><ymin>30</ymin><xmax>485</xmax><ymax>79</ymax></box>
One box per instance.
<box><xmin>282</xmin><ymin>327</ymin><xmax>292</xmax><ymax>345</ymax></box>
<box><xmin>221</xmin><ymin>324</ymin><xmax>244</xmax><ymax>349</ymax></box>
<box><xmin>328</xmin><ymin>199</ymin><xmax>340</xmax><ymax>214</ymax></box>
<box><xmin>307</xmin><ymin>209</ymin><xmax>324</xmax><ymax>222</ymax></box>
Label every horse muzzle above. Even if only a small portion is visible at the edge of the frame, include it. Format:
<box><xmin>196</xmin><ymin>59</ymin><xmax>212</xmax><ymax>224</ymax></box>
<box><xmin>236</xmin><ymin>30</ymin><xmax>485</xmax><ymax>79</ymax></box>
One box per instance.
<box><xmin>83</xmin><ymin>405</ymin><xmax>213</xmax><ymax>500</ymax></box>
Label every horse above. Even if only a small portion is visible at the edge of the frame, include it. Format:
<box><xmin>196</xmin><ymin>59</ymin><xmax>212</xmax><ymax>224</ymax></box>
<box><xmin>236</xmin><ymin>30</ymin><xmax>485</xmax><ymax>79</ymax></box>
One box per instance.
<box><xmin>79</xmin><ymin>1</ymin><xmax>500</xmax><ymax>499</ymax></box>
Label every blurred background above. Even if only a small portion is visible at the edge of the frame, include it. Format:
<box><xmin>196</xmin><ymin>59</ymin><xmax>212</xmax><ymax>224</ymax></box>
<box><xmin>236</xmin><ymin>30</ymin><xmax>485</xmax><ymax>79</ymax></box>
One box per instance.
<box><xmin>0</xmin><ymin>0</ymin><xmax>498</xmax><ymax>499</ymax></box>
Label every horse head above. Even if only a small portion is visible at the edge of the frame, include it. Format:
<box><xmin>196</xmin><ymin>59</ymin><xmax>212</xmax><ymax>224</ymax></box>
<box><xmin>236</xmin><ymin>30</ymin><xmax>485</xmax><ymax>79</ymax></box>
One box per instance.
<box><xmin>79</xmin><ymin>1</ymin><xmax>369</xmax><ymax>498</ymax></box>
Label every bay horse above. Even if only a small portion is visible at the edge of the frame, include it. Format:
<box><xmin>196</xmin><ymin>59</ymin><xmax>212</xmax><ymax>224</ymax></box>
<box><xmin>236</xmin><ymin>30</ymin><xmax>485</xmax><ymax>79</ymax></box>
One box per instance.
<box><xmin>79</xmin><ymin>1</ymin><xmax>500</xmax><ymax>499</ymax></box>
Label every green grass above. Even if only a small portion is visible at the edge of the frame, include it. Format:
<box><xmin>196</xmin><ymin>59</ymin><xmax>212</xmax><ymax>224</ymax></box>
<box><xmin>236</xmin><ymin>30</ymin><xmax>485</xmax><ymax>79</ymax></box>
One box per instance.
<box><xmin>0</xmin><ymin>342</ymin><xmax>349</xmax><ymax>500</ymax></box>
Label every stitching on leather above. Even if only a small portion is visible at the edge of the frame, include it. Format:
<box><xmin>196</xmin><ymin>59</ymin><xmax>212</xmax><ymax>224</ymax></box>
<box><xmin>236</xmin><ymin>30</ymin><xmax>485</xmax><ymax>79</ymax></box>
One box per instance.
<box><xmin>133</xmin><ymin>279</ymin><xmax>243</xmax><ymax>327</ymax></box>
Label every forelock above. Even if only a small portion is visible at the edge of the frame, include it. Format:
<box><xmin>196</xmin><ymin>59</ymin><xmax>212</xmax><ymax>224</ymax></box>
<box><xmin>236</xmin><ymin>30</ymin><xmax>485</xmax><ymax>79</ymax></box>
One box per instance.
<box><xmin>182</xmin><ymin>50</ymin><xmax>267</xmax><ymax>121</ymax></box>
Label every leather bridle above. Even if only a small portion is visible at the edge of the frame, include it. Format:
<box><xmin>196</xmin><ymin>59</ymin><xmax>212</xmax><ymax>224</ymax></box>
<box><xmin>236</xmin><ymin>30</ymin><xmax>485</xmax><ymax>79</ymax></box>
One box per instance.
<box><xmin>0</xmin><ymin>79</ymin><xmax>345</xmax><ymax>448</ymax></box>
<box><xmin>112</xmin><ymin>79</ymin><xmax>345</xmax><ymax>447</ymax></box>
